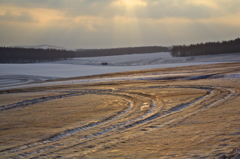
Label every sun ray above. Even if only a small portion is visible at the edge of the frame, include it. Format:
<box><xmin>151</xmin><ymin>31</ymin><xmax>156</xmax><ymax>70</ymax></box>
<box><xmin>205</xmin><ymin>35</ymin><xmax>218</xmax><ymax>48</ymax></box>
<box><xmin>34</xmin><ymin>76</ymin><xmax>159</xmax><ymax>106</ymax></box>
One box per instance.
<box><xmin>111</xmin><ymin>0</ymin><xmax>147</xmax><ymax>47</ymax></box>
<box><xmin>113</xmin><ymin>0</ymin><xmax>147</xmax><ymax>8</ymax></box>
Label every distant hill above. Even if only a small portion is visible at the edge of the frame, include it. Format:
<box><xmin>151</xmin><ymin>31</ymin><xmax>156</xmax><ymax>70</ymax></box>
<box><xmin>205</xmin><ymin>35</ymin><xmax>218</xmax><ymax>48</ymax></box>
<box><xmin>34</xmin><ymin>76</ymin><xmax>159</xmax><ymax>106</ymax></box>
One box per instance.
<box><xmin>13</xmin><ymin>44</ymin><xmax>67</xmax><ymax>50</ymax></box>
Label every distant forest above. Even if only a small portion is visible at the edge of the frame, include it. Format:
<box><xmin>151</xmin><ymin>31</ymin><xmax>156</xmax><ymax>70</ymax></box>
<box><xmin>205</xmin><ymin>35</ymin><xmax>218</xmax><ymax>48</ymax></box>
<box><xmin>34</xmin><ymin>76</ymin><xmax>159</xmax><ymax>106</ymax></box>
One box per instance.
<box><xmin>0</xmin><ymin>38</ymin><xmax>240</xmax><ymax>63</ymax></box>
<box><xmin>0</xmin><ymin>46</ymin><xmax>169</xmax><ymax>63</ymax></box>
<box><xmin>171</xmin><ymin>38</ymin><xmax>240</xmax><ymax>57</ymax></box>
<box><xmin>0</xmin><ymin>47</ymin><xmax>75</xmax><ymax>63</ymax></box>
<box><xmin>75</xmin><ymin>46</ymin><xmax>169</xmax><ymax>57</ymax></box>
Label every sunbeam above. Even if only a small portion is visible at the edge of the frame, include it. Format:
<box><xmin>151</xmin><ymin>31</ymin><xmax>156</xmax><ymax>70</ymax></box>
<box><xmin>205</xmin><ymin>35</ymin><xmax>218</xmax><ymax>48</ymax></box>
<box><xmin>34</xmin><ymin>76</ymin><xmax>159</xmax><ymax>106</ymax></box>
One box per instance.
<box><xmin>111</xmin><ymin>0</ymin><xmax>147</xmax><ymax>47</ymax></box>
<box><xmin>113</xmin><ymin>0</ymin><xmax>147</xmax><ymax>8</ymax></box>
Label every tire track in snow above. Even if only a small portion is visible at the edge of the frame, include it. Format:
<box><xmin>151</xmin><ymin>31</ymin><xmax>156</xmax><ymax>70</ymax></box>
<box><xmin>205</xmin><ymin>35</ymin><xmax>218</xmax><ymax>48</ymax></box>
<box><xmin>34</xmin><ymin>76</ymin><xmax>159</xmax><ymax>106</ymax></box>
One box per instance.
<box><xmin>0</xmin><ymin>90</ymin><xmax>160</xmax><ymax>158</ymax></box>
<box><xmin>69</xmin><ymin>86</ymin><xmax>236</xmax><ymax>158</ymax></box>
<box><xmin>0</xmin><ymin>93</ymin><xmax>133</xmax><ymax>155</ymax></box>
<box><xmin>0</xmin><ymin>89</ymin><xmax>113</xmax><ymax>111</ymax></box>
<box><xmin>0</xmin><ymin>84</ymin><xmax>237</xmax><ymax>158</ymax></box>
<box><xmin>46</xmin><ymin>86</ymin><xmax>235</xmax><ymax>158</ymax></box>
<box><xmin>20</xmin><ymin>87</ymin><xmax>209</xmax><ymax>157</ymax></box>
<box><xmin>19</xmin><ymin>92</ymin><xmax>160</xmax><ymax>158</ymax></box>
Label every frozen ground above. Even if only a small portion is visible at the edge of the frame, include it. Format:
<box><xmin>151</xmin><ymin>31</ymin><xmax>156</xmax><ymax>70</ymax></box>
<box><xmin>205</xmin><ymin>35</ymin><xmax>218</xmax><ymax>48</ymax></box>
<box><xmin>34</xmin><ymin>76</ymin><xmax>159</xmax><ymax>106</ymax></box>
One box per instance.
<box><xmin>0</xmin><ymin>62</ymin><xmax>240</xmax><ymax>158</ymax></box>
<box><xmin>0</xmin><ymin>52</ymin><xmax>240</xmax><ymax>89</ymax></box>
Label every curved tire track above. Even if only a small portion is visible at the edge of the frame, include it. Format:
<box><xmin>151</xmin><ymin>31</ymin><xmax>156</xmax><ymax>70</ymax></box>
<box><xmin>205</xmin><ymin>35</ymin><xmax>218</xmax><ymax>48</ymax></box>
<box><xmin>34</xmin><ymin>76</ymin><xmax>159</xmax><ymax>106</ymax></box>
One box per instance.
<box><xmin>0</xmin><ymin>84</ymin><xmax>237</xmax><ymax>158</ymax></box>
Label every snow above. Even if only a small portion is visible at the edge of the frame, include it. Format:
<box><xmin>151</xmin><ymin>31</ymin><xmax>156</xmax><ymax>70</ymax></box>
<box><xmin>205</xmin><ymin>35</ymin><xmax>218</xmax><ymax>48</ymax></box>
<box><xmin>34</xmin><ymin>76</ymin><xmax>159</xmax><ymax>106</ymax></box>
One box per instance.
<box><xmin>52</xmin><ymin>52</ymin><xmax>240</xmax><ymax>66</ymax></box>
<box><xmin>54</xmin><ymin>52</ymin><xmax>174</xmax><ymax>66</ymax></box>
<box><xmin>13</xmin><ymin>44</ymin><xmax>67</xmax><ymax>50</ymax></box>
<box><xmin>0</xmin><ymin>52</ymin><xmax>240</xmax><ymax>89</ymax></box>
<box><xmin>0</xmin><ymin>62</ymin><xmax>219</xmax><ymax>78</ymax></box>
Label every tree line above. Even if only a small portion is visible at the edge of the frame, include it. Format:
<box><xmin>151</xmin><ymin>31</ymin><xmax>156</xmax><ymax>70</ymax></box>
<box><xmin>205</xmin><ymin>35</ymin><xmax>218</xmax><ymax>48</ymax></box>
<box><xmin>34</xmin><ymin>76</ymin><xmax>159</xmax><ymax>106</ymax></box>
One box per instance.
<box><xmin>1</xmin><ymin>38</ymin><xmax>239</xmax><ymax>63</ymax></box>
<box><xmin>75</xmin><ymin>46</ymin><xmax>169</xmax><ymax>57</ymax></box>
<box><xmin>0</xmin><ymin>47</ymin><xmax>75</xmax><ymax>63</ymax></box>
<box><xmin>0</xmin><ymin>46</ymin><xmax>169</xmax><ymax>63</ymax></box>
<box><xmin>171</xmin><ymin>38</ymin><xmax>240</xmax><ymax>57</ymax></box>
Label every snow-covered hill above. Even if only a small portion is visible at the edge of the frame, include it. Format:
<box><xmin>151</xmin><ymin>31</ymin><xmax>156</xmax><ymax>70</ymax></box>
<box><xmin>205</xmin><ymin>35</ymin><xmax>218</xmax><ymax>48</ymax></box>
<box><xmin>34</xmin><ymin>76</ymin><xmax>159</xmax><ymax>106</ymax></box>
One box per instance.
<box><xmin>52</xmin><ymin>52</ymin><xmax>240</xmax><ymax>66</ymax></box>
<box><xmin>13</xmin><ymin>44</ymin><xmax>68</xmax><ymax>50</ymax></box>
<box><xmin>0</xmin><ymin>52</ymin><xmax>240</xmax><ymax>89</ymax></box>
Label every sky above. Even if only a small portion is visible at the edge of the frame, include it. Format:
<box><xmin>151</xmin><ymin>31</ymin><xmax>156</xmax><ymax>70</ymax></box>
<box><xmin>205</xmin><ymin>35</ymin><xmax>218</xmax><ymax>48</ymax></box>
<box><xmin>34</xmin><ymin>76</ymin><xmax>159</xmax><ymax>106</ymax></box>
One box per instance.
<box><xmin>0</xmin><ymin>0</ymin><xmax>240</xmax><ymax>49</ymax></box>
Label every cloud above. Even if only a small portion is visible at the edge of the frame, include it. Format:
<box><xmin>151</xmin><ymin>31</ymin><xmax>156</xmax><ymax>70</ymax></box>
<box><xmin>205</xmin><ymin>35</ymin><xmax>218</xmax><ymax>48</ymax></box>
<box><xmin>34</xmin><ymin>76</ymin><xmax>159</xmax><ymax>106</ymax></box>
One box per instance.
<box><xmin>0</xmin><ymin>0</ymin><xmax>239</xmax><ymax>20</ymax></box>
<box><xmin>0</xmin><ymin>0</ymin><xmax>114</xmax><ymax>17</ymax></box>
<box><xmin>0</xmin><ymin>0</ymin><xmax>239</xmax><ymax>49</ymax></box>
<box><xmin>0</xmin><ymin>10</ymin><xmax>36</xmax><ymax>22</ymax></box>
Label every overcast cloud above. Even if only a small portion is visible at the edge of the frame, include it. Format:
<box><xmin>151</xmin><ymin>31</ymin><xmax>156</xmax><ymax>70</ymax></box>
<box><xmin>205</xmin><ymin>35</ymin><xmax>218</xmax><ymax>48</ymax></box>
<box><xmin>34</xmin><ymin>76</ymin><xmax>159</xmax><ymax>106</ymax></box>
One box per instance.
<box><xmin>0</xmin><ymin>0</ymin><xmax>239</xmax><ymax>49</ymax></box>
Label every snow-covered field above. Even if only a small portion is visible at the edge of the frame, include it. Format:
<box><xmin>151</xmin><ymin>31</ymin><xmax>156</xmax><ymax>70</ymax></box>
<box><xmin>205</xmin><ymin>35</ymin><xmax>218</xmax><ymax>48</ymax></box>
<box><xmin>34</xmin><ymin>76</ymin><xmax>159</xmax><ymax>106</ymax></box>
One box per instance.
<box><xmin>0</xmin><ymin>52</ymin><xmax>240</xmax><ymax>89</ymax></box>
<box><xmin>52</xmin><ymin>52</ymin><xmax>240</xmax><ymax>66</ymax></box>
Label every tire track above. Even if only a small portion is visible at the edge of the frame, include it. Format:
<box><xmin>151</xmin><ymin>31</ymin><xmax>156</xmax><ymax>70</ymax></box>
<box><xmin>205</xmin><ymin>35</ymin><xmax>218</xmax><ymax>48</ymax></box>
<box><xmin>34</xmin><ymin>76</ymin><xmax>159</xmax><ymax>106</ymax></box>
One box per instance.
<box><xmin>43</xmin><ymin>86</ymin><xmax>235</xmax><ymax>158</ymax></box>
<box><xmin>0</xmin><ymin>93</ymin><xmax>133</xmax><ymax>156</ymax></box>
<box><xmin>0</xmin><ymin>84</ymin><xmax>237</xmax><ymax>158</ymax></box>
<box><xmin>0</xmin><ymin>89</ymin><xmax>113</xmax><ymax>111</ymax></box>
<box><xmin>21</xmin><ymin>92</ymin><xmax>161</xmax><ymax>158</ymax></box>
<box><xmin>66</xmin><ymin>86</ymin><xmax>236</xmax><ymax>158</ymax></box>
<box><xmin>18</xmin><ymin>88</ymin><xmax>206</xmax><ymax>158</ymax></box>
<box><xmin>0</xmin><ymin>94</ymin><xmax>161</xmax><ymax>157</ymax></box>
<box><xmin>0</xmin><ymin>93</ymin><xmax>79</xmax><ymax>111</ymax></box>
<box><xmin>0</xmin><ymin>75</ymin><xmax>56</xmax><ymax>89</ymax></box>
